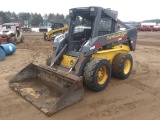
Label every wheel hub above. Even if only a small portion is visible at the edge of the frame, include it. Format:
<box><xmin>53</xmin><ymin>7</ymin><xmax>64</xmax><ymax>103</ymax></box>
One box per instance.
<box><xmin>97</xmin><ymin>66</ymin><xmax>108</xmax><ymax>85</ymax></box>
<box><xmin>124</xmin><ymin>59</ymin><xmax>131</xmax><ymax>74</ymax></box>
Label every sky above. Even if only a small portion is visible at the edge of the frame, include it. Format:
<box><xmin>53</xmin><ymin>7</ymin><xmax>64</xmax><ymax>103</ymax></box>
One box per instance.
<box><xmin>1</xmin><ymin>0</ymin><xmax>159</xmax><ymax>22</ymax></box>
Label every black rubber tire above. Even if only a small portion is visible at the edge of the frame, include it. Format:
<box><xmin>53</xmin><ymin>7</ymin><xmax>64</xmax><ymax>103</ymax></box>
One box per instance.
<box><xmin>44</xmin><ymin>33</ymin><xmax>47</xmax><ymax>41</ymax></box>
<box><xmin>20</xmin><ymin>35</ymin><xmax>24</xmax><ymax>42</ymax></box>
<box><xmin>112</xmin><ymin>53</ymin><xmax>133</xmax><ymax>79</ymax></box>
<box><xmin>83</xmin><ymin>58</ymin><xmax>111</xmax><ymax>92</ymax></box>
<box><xmin>8</xmin><ymin>37</ymin><xmax>17</xmax><ymax>44</ymax></box>
<box><xmin>50</xmin><ymin>36</ymin><xmax>55</xmax><ymax>41</ymax></box>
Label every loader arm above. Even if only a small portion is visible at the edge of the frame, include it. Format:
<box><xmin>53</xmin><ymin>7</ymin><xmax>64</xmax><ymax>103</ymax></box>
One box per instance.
<box><xmin>45</xmin><ymin>23</ymin><xmax>69</xmax><ymax>41</ymax></box>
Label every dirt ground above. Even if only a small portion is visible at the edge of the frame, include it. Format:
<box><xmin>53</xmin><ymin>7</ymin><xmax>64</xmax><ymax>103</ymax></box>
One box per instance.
<box><xmin>0</xmin><ymin>31</ymin><xmax>160</xmax><ymax>120</ymax></box>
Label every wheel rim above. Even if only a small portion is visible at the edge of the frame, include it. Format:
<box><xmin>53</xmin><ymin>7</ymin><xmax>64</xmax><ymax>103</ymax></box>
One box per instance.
<box><xmin>50</xmin><ymin>36</ymin><xmax>55</xmax><ymax>40</ymax></box>
<box><xmin>124</xmin><ymin>59</ymin><xmax>131</xmax><ymax>74</ymax></box>
<box><xmin>97</xmin><ymin>66</ymin><xmax>108</xmax><ymax>85</ymax></box>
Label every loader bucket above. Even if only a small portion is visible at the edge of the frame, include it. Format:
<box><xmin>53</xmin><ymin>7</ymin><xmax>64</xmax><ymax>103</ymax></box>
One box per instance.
<box><xmin>9</xmin><ymin>63</ymin><xmax>84</xmax><ymax>116</ymax></box>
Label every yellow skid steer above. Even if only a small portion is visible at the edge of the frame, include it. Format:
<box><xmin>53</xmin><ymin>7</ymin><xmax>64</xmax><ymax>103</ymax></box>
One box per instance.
<box><xmin>44</xmin><ymin>22</ymin><xmax>68</xmax><ymax>41</ymax></box>
<box><xmin>9</xmin><ymin>7</ymin><xmax>137</xmax><ymax>116</ymax></box>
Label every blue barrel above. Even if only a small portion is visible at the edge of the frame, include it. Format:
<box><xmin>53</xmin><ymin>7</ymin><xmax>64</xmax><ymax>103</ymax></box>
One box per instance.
<box><xmin>1</xmin><ymin>43</ymin><xmax>16</xmax><ymax>55</ymax></box>
<box><xmin>0</xmin><ymin>47</ymin><xmax>6</xmax><ymax>61</ymax></box>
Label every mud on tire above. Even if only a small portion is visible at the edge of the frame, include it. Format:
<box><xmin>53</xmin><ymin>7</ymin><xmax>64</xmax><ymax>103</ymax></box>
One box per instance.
<box><xmin>83</xmin><ymin>58</ymin><xmax>111</xmax><ymax>92</ymax></box>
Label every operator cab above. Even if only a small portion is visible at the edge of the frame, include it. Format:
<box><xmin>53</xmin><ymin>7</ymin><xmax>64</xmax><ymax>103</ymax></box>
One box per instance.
<box><xmin>51</xmin><ymin>23</ymin><xmax>64</xmax><ymax>30</ymax></box>
<box><xmin>66</xmin><ymin>7</ymin><xmax>118</xmax><ymax>55</ymax></box>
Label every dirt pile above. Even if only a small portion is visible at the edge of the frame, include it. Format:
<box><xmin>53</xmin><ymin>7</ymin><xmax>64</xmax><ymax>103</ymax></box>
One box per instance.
<box><xmin>0</xmin><ymin>32</ymin><xmax>160</xmax><ymax>120</ymax></box>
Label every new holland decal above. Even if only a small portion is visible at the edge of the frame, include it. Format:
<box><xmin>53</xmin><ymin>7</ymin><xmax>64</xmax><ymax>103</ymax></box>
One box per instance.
<box><xmin>107</xmin><ymin>31</ymin><xmax>127</xmax><ymax>40</ymax></box>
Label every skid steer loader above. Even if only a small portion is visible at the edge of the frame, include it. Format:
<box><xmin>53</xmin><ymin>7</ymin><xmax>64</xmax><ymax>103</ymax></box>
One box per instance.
<box><xmin>44</xmin><ymin>22</ymin><xmax>68</xmax><ymax>41</ymax></box>
<box><xmin>9</xmin><ymin>7</ymin><xmax>137</xmax><ymax>116</ymax></box>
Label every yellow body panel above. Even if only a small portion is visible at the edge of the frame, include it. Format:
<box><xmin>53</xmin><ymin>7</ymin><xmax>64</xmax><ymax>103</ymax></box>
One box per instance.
<box><xmin>61</xmin><ymin>44</ymin><xmax>130</xmax><ymax>68</ymax></box>
<box><xmin>92</xmin><ymin>44</ymin><xmax>130</xmax><ymax>64</ymax></box>
<box><xmin>61</xmin><ymin>55</ymin><xmax>76</xmax><ymax>67</ymax></box>
<box><xmin>46</xmin><ymin>26</ymin><xmax>69</xmax><ymax>39</ymax></box>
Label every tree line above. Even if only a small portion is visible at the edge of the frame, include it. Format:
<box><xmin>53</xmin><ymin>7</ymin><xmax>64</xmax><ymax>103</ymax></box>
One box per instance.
<box><xmin>0</xmin><ymin>11</ymin><xmax>70</xmax><ymax>26</ymax></box>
